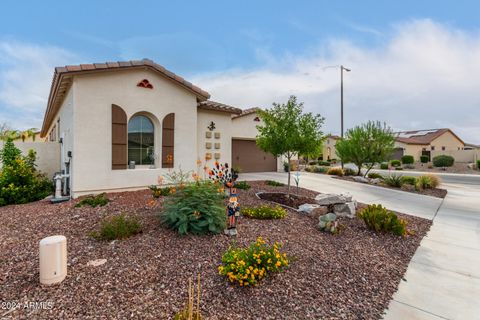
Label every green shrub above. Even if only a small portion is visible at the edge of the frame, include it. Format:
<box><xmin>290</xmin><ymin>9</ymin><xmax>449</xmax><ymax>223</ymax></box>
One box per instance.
<box><xmin>433</xmin><ymin>155</ymin><xmax>454</xmax><ymax>168</ymax></box>
<box><xmin>218</xmin><ymin>236</ymin><xmax>289</xmax><ymax>286</ymax></box>
<box><xmin>317</xmin><ymin>160</ymin><xmax>331</xmax><ymax>166</ymax></box>
<box><xmin>314</xmin><ymin>166</ymin><xmax>329</xmax><ymax>173</ymax></box>
<box><xmin>304</xmin><ymin>166</ymin><xmax>314</xmax><ymax>172</ymax></box>
<box><xmin>90</xmin><ymin>213</ymin><xmax>142</xmax><ymax>240</ymax></box>
<box><xmin>420</xmin><ymin>155</ymin><xmax>429</xmax><ymax>163</ymax></box>
<box><xmin>401</xmin><ymin>176</ymin><xmax>416</xmax><ymax>185</ymax></box>
<box><xmin>380</xmin><ymin>162</ymin><xmax>389</xmax><ymax>170</ymax></box>
<box><xmin>367</xmin><ymin>172</ymin><xmax>384</xmax><ymax>179</ymax></box>
<box><xmin>283</xmin><ymin>162</ymin><xmax>289</xmax><ymax>172</ymax></box>
<box><xmin>401</xmin><ymin>155</ymin><xmax>414</xmax><ymax>164</ymax></box>
<box><xmin>308</xmin><ymin>160</ymin><xmax>318</xmax><ymax>165</ymax></box>
<box><xmin>357</xmin><ymin>204</ymin><xmax>407</xmax><ymax>236</ymax></box>
<box><xmin>390</xmin><ymin>160</ymin><xmax>401</xmax><ymax>167</ymax></box>
<box><xmin>383</xmin><ymin>174</ymin><xmax>403</xmax><ymax>187</ymax></box>
<box><xmin>242</xmin><ymin>205</ymin><xmax>287</xmax><ymax>219</ymax></box>
<box><xmin>415</xmin><ymin>174</ymin><xmax>441</xmax><ymax>190</ymax></box>
<box><xmin>343</xmin><ymin>168</ymin><xmax>356</xmax><ymax>176</ymax></box>
<box><xmin>149</xmin><ymin>185</ymin><xmax>173</xmax><ymax>198</ymax></box>
<box><xmin>477</xmin><ymin>160</ymin><xmax>480</xmax><ymax>170</ymax></box>
<box><xmin>394</xmin><ymin>167</ymin><xmax>403</xmax><ymax>171</ymax></box>
<box><xmin>327</xmin><ymin>167</ymin><xmax>344</xmax><ymax>176</ymax></box>
<box><xmin>75</xmin><ymin>193</ymin><xmax>109</xmax><ymax>208</ymax></box>
<box><xmin>234</xmin><ymin>181</ymin><xmax>251</xmax><ymax>190</ymax></box>
<box><xmin>160</xmin><ymin>181</ymin><xmax>225</xmax><ymax>235</ymax></box>
<box><xmin>266</xmin><ymin>180</ymin><xmax>284</xmax><ymax>187</ymax></box>
<box><xmin>0</xmin><ymin>139</ymin><xmax>52</xmax><ymax>206</ymax></box>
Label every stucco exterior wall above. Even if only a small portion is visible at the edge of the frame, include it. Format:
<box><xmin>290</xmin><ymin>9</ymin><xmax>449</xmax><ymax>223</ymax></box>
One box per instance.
<box><xmin>323</xmin><ymin>137</ymin><xmax>339</xmax><ymax>161</ymax></box>
<box><xmin>431</xmin><ymin>149</ymin><xmax>480</xmax><ymax>163</ymax></box>
<box><xmin>197</xmin><ymin>110</ymin><xmax>232</xmax><ymax>167</ymax></box>
<box><xmin>430</xmin><ymin>132</ymin><xmax>464</xmax><ymax>151</ymax></box>
<box><xmin>70</xmin><ymin>68</ymin><xmax>198</xmax><ymax>196</ymax></box>
<box><xmin>0</xmin><ymin>141</ymin><xmax>60</xmax><ymax>178</ymax></box>
<box><xmin>231</xmin><ymin>113</ymin><xmax>260</xmax><ymax>139</ymax></box>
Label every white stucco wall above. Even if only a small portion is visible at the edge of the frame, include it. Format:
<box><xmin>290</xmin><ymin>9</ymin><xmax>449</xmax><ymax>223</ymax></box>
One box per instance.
<box><xmin>231</xmin><ymin>113</ymin><xmax>260</xmax><ymax>139</ymax></box>
<box><xmin>197</xmin><ymin>109</ymin><xmax>233</xmax><ymax>168</ymax></box>
<box><xmin>69</xmin><ymin>68</ymin><xmax>198</xmax><ymax>196</ymax></box>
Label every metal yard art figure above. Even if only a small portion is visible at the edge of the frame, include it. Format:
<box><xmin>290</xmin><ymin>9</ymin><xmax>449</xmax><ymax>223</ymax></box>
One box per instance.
<box><xmin>208</xmin><ymin>162</ymin><xmax>240</xmax><ymax>236</ymax></box>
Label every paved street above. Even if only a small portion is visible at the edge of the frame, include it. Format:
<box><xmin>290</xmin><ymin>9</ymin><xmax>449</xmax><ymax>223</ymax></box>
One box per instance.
<box><xmin>239</xmin><ymin>171</ymin><xmax>480</xmax><ymax>320</ymax></box>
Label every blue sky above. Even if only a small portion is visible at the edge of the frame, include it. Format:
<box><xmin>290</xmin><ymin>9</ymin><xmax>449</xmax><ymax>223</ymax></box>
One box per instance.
<box><xmin>1</xmin><ymin>1</ymin><xmax>480</xmax><ymax>143</ymax></box>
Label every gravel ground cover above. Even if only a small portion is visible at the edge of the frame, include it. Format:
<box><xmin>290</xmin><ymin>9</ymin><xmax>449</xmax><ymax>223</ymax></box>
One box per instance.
<box><xmin>0</xmin><ymin>181</ymin><xmax>431</xmax><ymax>319</ymax></box>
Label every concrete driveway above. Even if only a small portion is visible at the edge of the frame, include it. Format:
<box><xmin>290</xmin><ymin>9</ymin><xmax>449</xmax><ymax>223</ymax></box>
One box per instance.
<box><xmin>239</xmin><ymin>171</ymin><xmax>480</xmax><ymax>320</ymax></box>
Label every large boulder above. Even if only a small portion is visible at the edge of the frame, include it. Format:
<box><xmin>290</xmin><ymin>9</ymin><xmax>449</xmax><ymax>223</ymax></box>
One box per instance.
<box><xmin>298</xmin><ymin>203</ymin><xmax>321</xmax><ymax>214</ymax></box>
<box><xmin>352</xmin><ymin>176</ymin><xmax>369</xmax><ymax>183</ymax></box>
<box><xmin>333</xmin><ymin>201</ymin><xmax>356</xmax><ymax>218</ymax></box>
<box><xmin>315</xmin><ymin>193</ymin><xmax>352</xmax><ymax>206</ymax></box>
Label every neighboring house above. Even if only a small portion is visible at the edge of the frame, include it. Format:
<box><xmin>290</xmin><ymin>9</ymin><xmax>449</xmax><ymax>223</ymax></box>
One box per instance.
<box><xmin>39</xmin><ymin>59</ymin><xmax>277</xmax><ymax>198</ymax></box>
<box><xmin>464</xmin><ymin>143</ymin><xmax>480</xmax><ymax>151</ymax></box>
<box><xmin>393</xmin><ymin>128</ymin><xmax>465</xmax><ymax>161</ymax></box>
<box><xmin>322</xmin><ymin>135</ymin><xmax>341</xmax><ymax>161</ymax></box>
<box><xmin>13</xmin><ymin>131</ymin><xmax>45</xmax><ymax>143</ymax></box>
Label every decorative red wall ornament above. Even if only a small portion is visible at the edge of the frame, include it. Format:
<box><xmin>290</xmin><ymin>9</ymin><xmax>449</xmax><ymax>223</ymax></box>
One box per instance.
<box><xmin>137</xmin><ymin>79</ymin><xmax>153</xmax><ymax>89</ymax></box>
<box><xmin>253</xmin><ymin>116</ymin><xmax>260</xmax><ymax>122</ymax></box>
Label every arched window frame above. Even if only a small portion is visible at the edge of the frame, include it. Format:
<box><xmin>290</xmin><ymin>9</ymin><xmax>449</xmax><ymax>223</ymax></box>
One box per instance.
<box><xmin>127</xmin><ymin>114</ymin><xmax>155</xmax><ymax>166</ymax></box>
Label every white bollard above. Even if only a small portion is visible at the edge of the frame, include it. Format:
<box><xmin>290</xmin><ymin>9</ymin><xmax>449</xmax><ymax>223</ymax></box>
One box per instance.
<box><xmin>39</xmin><ymin>235</ymin><xmax>67</xmax><ymax>285</ymax></box>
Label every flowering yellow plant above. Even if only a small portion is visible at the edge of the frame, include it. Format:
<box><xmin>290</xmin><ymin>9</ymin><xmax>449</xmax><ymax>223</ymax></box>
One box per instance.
<box><xmin>218</xmin><ymin>237</ymin><xmax>290</xmax><ymax>286</ymax></box>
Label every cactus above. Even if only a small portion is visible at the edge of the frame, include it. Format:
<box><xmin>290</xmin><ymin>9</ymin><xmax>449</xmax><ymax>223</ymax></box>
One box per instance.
<box><xmin>318</xmin><ymin>213</ymin><xmax>338</xmax><ymax>234</ymax></box>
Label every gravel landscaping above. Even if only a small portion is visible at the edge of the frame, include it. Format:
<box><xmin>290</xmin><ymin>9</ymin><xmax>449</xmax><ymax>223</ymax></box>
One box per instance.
<box><xmin>0</xmin><ymin>181</ymin><xmax>431</xmax><ymax>319</ymax></box>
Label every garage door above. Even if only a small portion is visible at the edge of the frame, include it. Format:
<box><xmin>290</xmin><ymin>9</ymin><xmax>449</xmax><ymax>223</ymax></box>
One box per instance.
<box><xmin>232</xmin><ymin>139</ymin><xmax>277</xmax><ymax>172</ymax></box>
<box><xmin>391</xmin><ymin>148</ymin><xmax>404</xmax><ymax>160</ymax></box>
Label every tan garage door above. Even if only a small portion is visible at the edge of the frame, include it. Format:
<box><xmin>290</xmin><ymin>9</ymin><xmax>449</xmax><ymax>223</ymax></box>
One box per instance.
<box><xmin>232</xmin><ymin>139</ymin><xmax>277</xmax><ymax>172</ymax></box>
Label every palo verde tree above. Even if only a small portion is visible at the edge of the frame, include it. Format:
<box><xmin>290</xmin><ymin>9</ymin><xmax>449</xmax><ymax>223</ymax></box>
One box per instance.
<box><xmin>256</xmin><ymin>95</ymin><xmax>325</xmax><ymax>195</ymax></box>
<box><xmin>335</xmin><ymin>121</ymin><xmax>395</xmax><ymax>177</ymax></box>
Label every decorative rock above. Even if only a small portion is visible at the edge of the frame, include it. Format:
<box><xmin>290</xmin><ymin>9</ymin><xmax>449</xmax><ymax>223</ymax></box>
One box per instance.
<box><xmin>318</xmin><ymin>213</ymin><xmax>338</xmax><ymax>233</ymax></box>
<box><xmin>87</xmin><ymin>259</ymin><xmax>107</xmax><ymax>267</ymax></box>
<box><xmin>370</xmin><ymin>178</ymin><xmax>382</xmax><ymax>185</ymax></box>
<box><xmin>352</xmin><ymin>176</ymin><xmax>369</xmax><ymax>183</ymax></box>
<box><xmin>333</xmin><ymin>202</ymin><xmax>356</xmax><ymax>218</ymax></box>
<box><xmin>224</xmin><ymin>229</ymin><xmax>238</xmax><ymax>236</ymax></box>
<box><xmin>310</xmin><ymin>206</ymin><xmax>329</xmax><ymax>220</ymax></box>
<box><xmin>298</xmin><ymin>203</ymin><xmax>321</xmax><ymax>214</ymax></box>
<box><xmin>315</xmin><ymin>193</ymin><xmax>352</xmax><ymax>206</ymax></box>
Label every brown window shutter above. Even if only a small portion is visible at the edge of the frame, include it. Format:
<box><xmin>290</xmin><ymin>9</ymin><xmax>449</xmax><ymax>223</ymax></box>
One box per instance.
<box><xmin>112</xmin><ymin>104</ymin><xmax>127</xmax><ymax>169</ymax></box>
<box><xmin>162</xmin><ymin>113</ymin><xmax>175</xmax><ymax>168</ymax></box>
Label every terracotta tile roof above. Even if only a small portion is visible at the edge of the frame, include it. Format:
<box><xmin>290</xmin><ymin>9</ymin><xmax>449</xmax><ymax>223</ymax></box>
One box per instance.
<box><xmin>394</xmin><ymin>128</ymin><xmax>464</xmax><ymax>145</ymax></box>
<box><xmin>197</xmin><ymin>100</ymin><xmax>242</xmax><ymax>115</ymax></box>
<box><xmin>232</xmin><ymin>107</ymin><xmax>261</xmax><ymax>119</ymax></box>
<box><xmin>41</xmin><ymin>59</ymin><xmax>210</xmax><ymax>137</ymax></box>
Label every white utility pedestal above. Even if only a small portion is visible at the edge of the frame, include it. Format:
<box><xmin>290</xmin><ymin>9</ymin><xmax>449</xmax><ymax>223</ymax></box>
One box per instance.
<box><xmin>39</xmin><ymin>235</ymin><xmax>67</xmax><ymax>285</ymax></box>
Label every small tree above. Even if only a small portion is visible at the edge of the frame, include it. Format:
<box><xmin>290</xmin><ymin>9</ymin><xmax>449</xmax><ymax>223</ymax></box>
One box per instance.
<box><xmin>335</xmin><ymin>121</ymin><xmax>395</xmax><ymax>177</ymax></box>
<box><xmin>256</xmin><ymin>96</ymin><xmax>325</xmax><ymax>195</ymax></box>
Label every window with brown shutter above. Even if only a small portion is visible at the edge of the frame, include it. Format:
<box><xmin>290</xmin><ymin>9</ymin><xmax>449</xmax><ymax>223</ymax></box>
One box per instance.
<box><xmin>112</xmin><ymin>104</ymin><xmax>127</xmax><ymax>169</ymax></box>
<box><xmin>162</xmin><ymin>113</ymin><xmax>175</xmax><ymax>168</ymax></box>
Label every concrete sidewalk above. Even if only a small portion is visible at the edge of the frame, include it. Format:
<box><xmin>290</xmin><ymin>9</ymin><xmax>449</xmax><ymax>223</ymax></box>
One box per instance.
<box><xmin>239</xmin><ymin>172</ymin><xmax>480</xmax><ymax>320</ymax></box>
<box><xmin>384</xmin><ymin>182</ymin><xmax>480</xmax><ymax>320</ymax></box>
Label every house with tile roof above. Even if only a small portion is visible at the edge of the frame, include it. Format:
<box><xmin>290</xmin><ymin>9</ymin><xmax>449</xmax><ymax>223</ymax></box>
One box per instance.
<box><xmin>40</xmin><ymin>59</ymin><xmax>278</xmax><ymax>197</ymax></box>
<box><xmin>393</xmin><ymin>128</ymin><xmax>465</xmax><ymax>161</ymax></box>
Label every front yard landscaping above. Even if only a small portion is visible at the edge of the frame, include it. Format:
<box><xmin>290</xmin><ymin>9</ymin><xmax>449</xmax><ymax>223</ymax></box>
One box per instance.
<box><xmin>0</xmin><ymin>181</ymin><xmax>431</xmax><ymax>319</ymax></box>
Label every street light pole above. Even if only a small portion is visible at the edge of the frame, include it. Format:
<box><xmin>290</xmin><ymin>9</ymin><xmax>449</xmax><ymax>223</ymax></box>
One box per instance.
<box><xmin>340</xmin><ymin>65</ymin><xmax>351</xmax><ymax>140</ymax></box>
<box><xmin>340</xmin><ymin>65</ymin><xmax>350</xmax><ymax>169</ymax></box>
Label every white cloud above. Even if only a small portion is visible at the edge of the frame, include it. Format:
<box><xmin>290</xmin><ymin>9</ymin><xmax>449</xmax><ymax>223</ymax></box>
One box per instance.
<box><xmin>0</xmin><ymin>41</ymin><xmax>78</xmax><ymax>129</ymax></box>
<box><xmin>193</xmin><ymin>19</ymin><xmax>480</xmax><ymax>144</ymax></box>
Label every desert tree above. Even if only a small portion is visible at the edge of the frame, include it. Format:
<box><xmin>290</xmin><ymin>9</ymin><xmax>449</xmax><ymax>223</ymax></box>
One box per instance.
<box><xmin>256</xmin><ymin>95</ymin><xmax>325</xmax><ymax>195</ymax></box>
<box><xmin>335</xmin><ymin>121</ymin><xmax>395</xmax><ymax>176</ymax></box>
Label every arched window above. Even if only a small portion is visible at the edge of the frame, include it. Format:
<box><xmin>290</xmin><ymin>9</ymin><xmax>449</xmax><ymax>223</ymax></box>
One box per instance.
<box><xmin>128</xmin><ymin>115</ymin><xmax>154</xmax><ymax>165</ymax></box>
